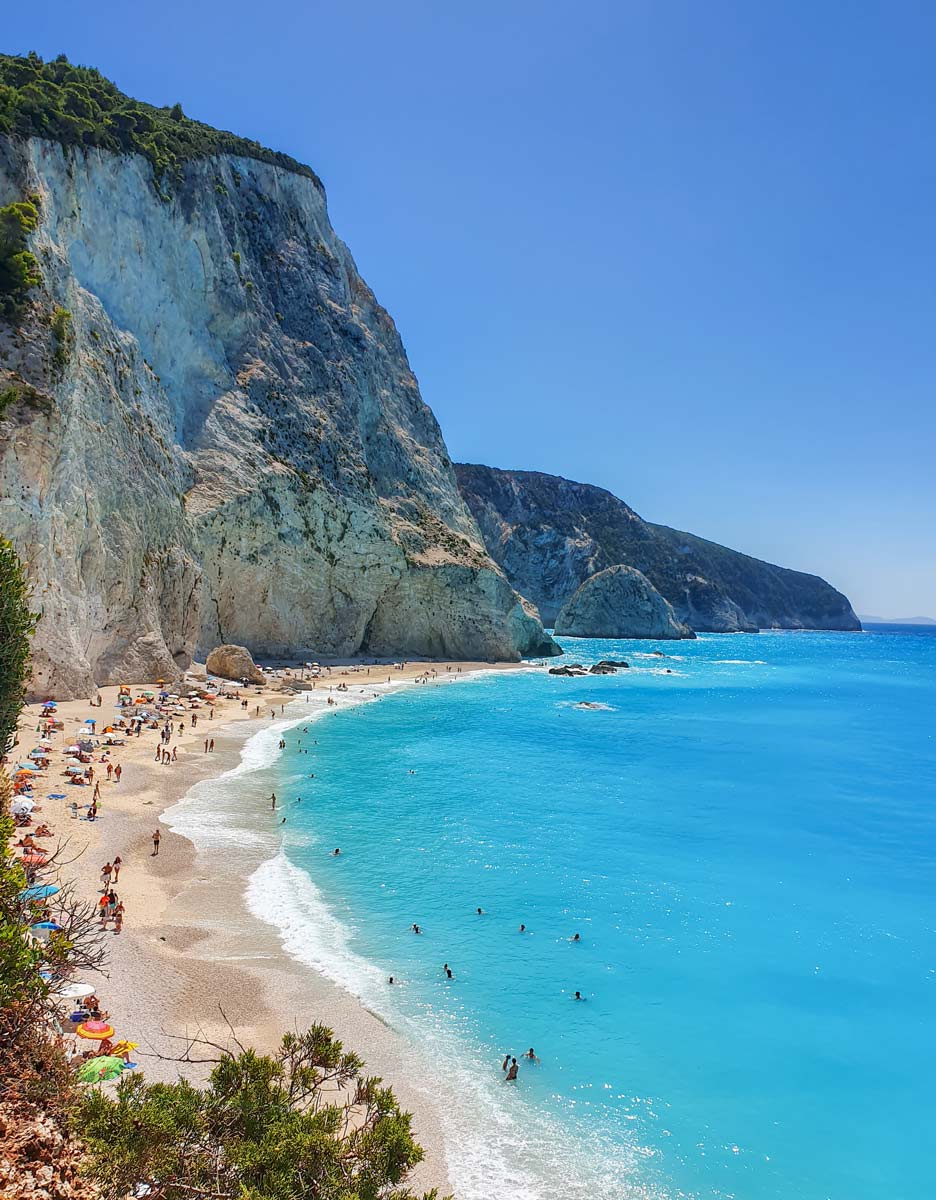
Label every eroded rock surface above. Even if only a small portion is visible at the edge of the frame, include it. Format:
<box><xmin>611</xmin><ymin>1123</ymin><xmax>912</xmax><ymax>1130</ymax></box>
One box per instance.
<box><xmin>206</xmin><ymin>644</ymin><xmax>266</xmax><ymax>684</ymax></box>
<box><xmin>0</xmin><ymin>138</ymin><xmax>556</xmax><ymax>696</ymax></box>
<box><xmin>555</xmin><ymin>565</ymin><xmax>696</xmax><ymax>640</ymax></box>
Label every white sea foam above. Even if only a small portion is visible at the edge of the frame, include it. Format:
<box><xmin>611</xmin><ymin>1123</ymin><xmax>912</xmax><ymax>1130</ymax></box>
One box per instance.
<box><xmin>249</xmin><ymin>853</ymin><xmax>668</xmax><ymax>1200</ymax></box>
<box><xmin>712</xmin><ymin>659</ymin><xmax>767</xmax><ymax>665</ymax></box>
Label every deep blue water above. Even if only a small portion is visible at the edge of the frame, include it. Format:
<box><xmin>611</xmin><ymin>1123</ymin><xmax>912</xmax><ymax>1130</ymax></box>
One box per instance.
<box><xmin>266</xmin><ymin>630</ymin><xmax>936</xmax><ymax>1199</ymax></box>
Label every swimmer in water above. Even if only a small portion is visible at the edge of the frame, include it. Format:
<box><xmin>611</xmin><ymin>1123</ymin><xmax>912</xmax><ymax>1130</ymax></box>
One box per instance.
<box><xmin>519</xmin><ymin>924</ymin><xmax>526</xmax><ymax>933</ymax></box>
<box><xmin>571</xmin><ymin>932</ymin><xmax>581</xmax><ymax>942</ymax></box>
<box><xmin>476</xmin><ymin>907</ymin><xmax>484</xmax><ymax>915</ymax></box>
<box><xmin>333</xmin><ymin>848</ymin><xmax>341</xmax><ymax>856</ymax></box>
<box><xmin>573</xmin><ymin>991</ymin><xmax>584</xmax><ymax>1001</ymax></box>
<box><xmin>523</xmin><ymin>1048</ymin><xmax>540</xmax><ymax>1062</ymax></box>
<box><xmin>505</xmin><ymin>1058</ymin><xmax>519</xmax><ymax>1082</ymax></box>
<box><xmin>445</xmin><ymin>967</ymin><xmax>453</xmax><ymax>979</ymax></box>
<box><xmin>412</xmin><ymin>924</ymin><xmax>421</xmax><ymax>934</ymax></box>
<box><xmin>388</xmin><ymin>976</ymin><xmax>395</xmax><ymax>984</ymax></box>
<box><xmin>502</xmin><ymin>1053</ymin><xmax>511</xmax><ymax>1072</ymax></box>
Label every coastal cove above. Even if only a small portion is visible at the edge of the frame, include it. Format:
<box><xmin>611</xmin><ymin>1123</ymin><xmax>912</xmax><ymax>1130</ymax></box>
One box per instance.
<box><xmin>163</xmin><ymin>629</ymin><xmax>936</xmax><ymax>1200</ymax></box>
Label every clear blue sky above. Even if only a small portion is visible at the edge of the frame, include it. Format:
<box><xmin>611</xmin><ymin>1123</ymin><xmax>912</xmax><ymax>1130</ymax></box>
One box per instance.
<box><xmin>6</xmin><ymin>1</ymin><xmax>935</xmax><ymax>615</ymax></box>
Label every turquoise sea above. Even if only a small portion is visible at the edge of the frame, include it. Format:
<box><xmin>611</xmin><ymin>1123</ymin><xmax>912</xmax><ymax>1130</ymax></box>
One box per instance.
<box><xmin>205</xmin><ymin>629</ymin><xmax>935</xmax><ymax>1199</ymax></box>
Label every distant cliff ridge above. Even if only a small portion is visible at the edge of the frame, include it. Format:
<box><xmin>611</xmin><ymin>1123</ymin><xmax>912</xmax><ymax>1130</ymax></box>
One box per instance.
<box><xmin>0</xmin><ymin>57</ymin><xmax>557</xmax><ymax>697</ymax></box>
<box><xmin>455</xmin><ymin>465</ymin><xmax>861</xmax><ymax>634</ymax></box>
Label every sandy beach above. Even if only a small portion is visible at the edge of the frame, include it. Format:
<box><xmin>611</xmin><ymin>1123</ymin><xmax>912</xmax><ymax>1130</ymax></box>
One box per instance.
<box><xmin>11</xmin><ymin>659</ymin><xmax>533</xmax><ymax>1196</ymax></box>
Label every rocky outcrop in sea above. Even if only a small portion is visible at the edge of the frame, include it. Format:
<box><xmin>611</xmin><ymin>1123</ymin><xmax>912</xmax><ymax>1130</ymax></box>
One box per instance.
<box><xmin>555</xmin><ymin>565</ymin><xmax>695</xmax><ymax>639</ymax></box>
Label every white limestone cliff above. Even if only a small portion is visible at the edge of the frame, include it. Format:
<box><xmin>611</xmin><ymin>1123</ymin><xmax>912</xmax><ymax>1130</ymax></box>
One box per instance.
<box><xmin>0</xmin><ymin>137</ymin><xmax>557</xmax><ymax>697</ymax></box>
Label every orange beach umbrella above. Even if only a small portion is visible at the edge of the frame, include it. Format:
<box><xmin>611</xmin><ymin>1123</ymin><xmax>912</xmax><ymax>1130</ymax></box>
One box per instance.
<box><xmin>76</xmin><ymin>1021</ymin><xmax>115</xmax><ymax>1041</ymax></box>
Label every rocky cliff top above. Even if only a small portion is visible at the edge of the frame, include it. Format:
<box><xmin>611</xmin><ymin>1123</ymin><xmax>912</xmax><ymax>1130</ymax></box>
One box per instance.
<box><xmin>0</xmin><ymin>52</ymin><xmax>321</xmax><ymax>189</ymax></box>
<box><xmin>456</xmin><ymin>464</ymin><xmax>861</xmax><ymax>634</ymax></box>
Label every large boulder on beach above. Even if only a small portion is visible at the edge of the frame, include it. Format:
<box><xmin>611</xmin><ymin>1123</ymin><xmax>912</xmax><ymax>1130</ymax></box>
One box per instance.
<box><xmin>555</xmin><ymin>566</ymin><xmax>696</xmax><ymax>640</ymax></box>
<box><xmin>206</xmin><ymin>644</ymin><xmax>267</xmax><ymax>684</ymax></box>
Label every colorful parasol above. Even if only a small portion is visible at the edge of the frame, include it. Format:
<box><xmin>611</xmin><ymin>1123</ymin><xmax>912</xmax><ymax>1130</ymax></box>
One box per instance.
<box><xmin>77</xmin><ymin>1055</ymin><xmax>125</xmax><ymax>1083</ymax></box>
<box><xmin>76</xmin><ymin>1020</ymin><xmax>116</xmax><ymax>1041</ymax></box>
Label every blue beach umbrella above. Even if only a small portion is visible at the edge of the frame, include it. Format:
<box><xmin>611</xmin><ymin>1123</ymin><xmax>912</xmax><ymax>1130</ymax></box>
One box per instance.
<box><xmin>20</xmin><ymin>884</ymin><xmax>59</xmax><ymax>901</ymax></box>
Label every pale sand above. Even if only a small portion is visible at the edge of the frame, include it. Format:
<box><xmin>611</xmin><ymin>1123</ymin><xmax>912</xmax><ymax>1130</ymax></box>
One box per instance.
<box><xmin>15</xmin><ymin>660</ymin><xmax>533</xmax><ymax>1196</ymax></box>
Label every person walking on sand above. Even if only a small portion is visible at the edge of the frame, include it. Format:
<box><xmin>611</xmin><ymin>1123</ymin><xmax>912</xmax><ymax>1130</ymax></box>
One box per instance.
<box><xmin>113</xmin><ymin>901</ymin><xmax>124</xmax><ymax>934</ymax></box>
<box><xmin>152</xmin><ymin>829</ymin><xmax>161</xmax><ymax>857</ymax></box>
<box><xmin>100</xmin><ymin>862</ymin><xmax>112</xmax><ymax>891</ymax></box>
<box><xmin>106</xmin><ymin>763</ymin><xmax>113</xmax><ymax>781</ymax></box>
<box><xmin>171</xmin><ymin>746</ymin><xmax>177</xmax><ymax>762</ymax></box>
<box><xmin>209</xmin><ymin>738</ymin><xmax>215</xmax><ymax>752</ymax></box>
<box><xmin>112</xmin><ymin>855</ymin><xmax>122</xmax><ymax>883</ymax></box>
<box><xmin>114</xmin><ymin>763</ymin><xmax>122</xmax><ymax>783</ymax></box>
<box><xmin>204</xmin><ymin>738</ymin><xmax>209</xmax><ymax>753</ymax></box>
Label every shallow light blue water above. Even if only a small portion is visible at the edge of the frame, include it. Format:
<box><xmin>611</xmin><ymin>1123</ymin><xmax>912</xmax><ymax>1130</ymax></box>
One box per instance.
<box><xmin>272</xmin><ymin>629</ymin><xmax>936</xmax><ymax>1200</ymax></box>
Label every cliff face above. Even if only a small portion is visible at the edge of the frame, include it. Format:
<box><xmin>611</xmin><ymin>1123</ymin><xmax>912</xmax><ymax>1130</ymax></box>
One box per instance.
<box><xmin>0</xmin><ymin>138</ymin><xmax>556</xmax><ymax>697</ymax></box>
<box><xmin>555</xmin><ymin>565</ymin><xmax>695</xmax><ymax>640</ymax></box>
<box><xmin>455</xmin><ymin>465</ymin><xmax>861</xmax><ymax>633</ymax></box>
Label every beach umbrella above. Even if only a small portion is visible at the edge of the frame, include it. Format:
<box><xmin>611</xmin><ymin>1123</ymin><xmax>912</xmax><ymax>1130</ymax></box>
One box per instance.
<box><xmin>83</xmin><ymin>718</ymin><xmax>96</xmax><ymax>724</ymax></box>
<box><xmin>76</xmin><ymin>1020</ymin><xmax>116</xmax><ymax>1041</ymax></box>
<box><xmin>66</xmin><ymin>744</ymin><xmax>81</xmax><ymax>752</ymax></box>
<box><xmin>110</xmin><ymin>1039</ymin><xmax>138</xmax><ymax>1059</ymax></box>
<box><xmin>16</xmin><ymin>764</ymin><xmax>38</xmax><ymax>774</ymax></box>
<box><xmin>20</xmin><ymin>884</ymin><xmax>58</xmax><ymax>901</ymax></box>
<box><xmin>77</xmin><ymin>1055</ymin><xmax>125</xmax><ymax>1083</ymax></box>
<box><xmin>51</xmin><ymin>981</ymin><xmax>96</xmax><ymax>1003</ymax></box>
<box><xmin>30</xmin><ymin>921</ymin><xmax>60</xmax><ymax>940</ymax></box>
<box><xmin>65</xmin><ymin>766</ymin><xmax>85</xmax><ymax>774</ymax></box>
<box><xmin>10</xmin><ymin>798</ymin><xmax>35</xmax><ymax>815</ymax></box>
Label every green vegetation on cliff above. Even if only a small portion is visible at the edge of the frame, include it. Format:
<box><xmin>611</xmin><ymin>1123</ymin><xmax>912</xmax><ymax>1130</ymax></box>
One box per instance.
<box><xmin>0</xmin><ymin>195</ymin><xmax>42</xmax><ymax>313</ymax></box>
<box><xmin>0</xmin><ymin>52</ymin><xmax>321</xmax><ymax>188</ymax></box>
<box><xmin>0</xmin><ymin>538</ymin><xmax>37</xmax><ymax>751</ymax></box>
